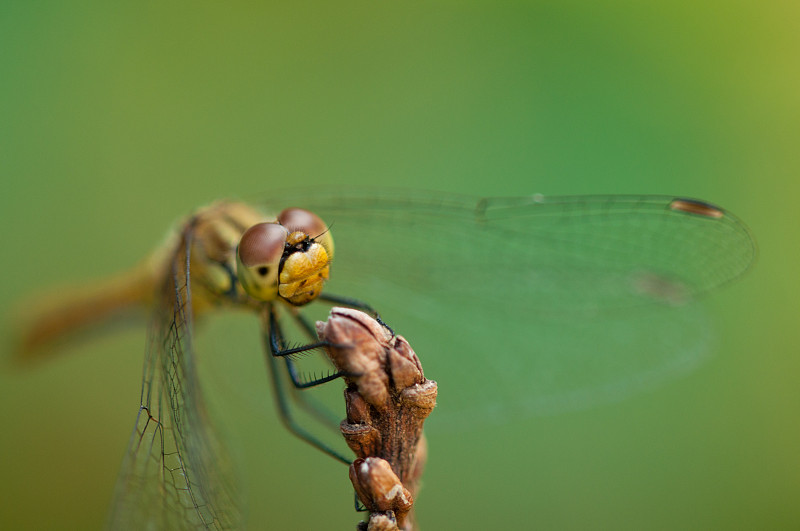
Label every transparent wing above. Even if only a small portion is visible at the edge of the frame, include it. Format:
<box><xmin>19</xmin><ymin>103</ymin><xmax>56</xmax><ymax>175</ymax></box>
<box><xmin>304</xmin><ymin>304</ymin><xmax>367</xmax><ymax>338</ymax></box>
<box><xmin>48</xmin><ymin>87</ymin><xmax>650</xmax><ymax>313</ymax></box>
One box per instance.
<box><xmin>262</xmin><ymin>189</ymin><xmax>756</xmax><ymax>426</ymax></box>
<box><xmin>108</xmin><ymin>228</ymin><xmax>239</xmax><ymax>530</ymax></box>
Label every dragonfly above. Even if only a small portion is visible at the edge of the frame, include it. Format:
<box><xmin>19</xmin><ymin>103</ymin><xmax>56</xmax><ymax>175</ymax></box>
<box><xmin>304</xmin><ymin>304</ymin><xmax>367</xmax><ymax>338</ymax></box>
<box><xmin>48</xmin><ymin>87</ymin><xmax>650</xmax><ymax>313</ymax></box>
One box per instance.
<box><xmin>18</xmin><ymin>189</ymin><xmax>755</xmax><ymax>530</ymax></box>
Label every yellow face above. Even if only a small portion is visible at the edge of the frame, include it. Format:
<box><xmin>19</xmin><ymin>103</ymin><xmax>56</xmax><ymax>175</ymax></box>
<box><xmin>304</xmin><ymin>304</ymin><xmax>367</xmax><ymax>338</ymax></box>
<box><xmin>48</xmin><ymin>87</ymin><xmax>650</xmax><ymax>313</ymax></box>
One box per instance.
<box><xmin>236</xmin><ymin>208</ymin><xmax>334</xmax><ymax>306</ymax></box>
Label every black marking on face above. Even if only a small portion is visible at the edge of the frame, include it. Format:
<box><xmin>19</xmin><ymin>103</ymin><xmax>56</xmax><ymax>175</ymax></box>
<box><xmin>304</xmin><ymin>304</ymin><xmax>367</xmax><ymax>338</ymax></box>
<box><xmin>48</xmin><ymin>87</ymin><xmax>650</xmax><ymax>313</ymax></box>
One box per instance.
<box><xmin>278</xmin><ymin>235</ymin><xmax>315</xmax><ymax>273</ymax></box>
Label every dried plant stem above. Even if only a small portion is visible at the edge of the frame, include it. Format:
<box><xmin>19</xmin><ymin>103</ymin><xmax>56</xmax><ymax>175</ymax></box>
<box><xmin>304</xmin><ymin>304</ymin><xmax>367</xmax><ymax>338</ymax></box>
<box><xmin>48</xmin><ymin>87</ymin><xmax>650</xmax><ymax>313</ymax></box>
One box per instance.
<box><xmin>317</xmin><ymin>308</ymin><xmax>437</xmax><ymax>531</ymax></box>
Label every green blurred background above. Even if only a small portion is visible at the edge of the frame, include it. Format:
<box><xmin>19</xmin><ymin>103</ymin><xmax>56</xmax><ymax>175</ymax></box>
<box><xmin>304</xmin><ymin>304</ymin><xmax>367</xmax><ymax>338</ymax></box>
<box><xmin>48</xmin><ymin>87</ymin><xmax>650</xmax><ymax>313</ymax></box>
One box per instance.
<box><xmin>1</xmin><ymin>2</ymin><xmax>797</xmax><ymax>529</ymax></box>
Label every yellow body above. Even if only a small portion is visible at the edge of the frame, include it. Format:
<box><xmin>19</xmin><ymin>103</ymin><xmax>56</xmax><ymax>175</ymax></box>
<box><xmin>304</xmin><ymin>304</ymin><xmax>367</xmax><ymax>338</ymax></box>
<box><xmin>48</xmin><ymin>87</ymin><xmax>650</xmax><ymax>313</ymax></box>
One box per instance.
<box><xmin>16</xmin><ymin>201</ymin><xmax>332</xmax><ymax>362</ymax></box>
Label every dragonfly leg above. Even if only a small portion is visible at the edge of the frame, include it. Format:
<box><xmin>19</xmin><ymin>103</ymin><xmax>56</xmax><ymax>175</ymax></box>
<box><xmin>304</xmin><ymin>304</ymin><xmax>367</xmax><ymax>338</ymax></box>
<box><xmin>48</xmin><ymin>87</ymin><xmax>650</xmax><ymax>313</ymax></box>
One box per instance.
<box><xmin>284</xmin><ymin>311</ymin><xmax>353</xmax><ymax>430</ymax></box>
<box><xmin>318</xmin><ymin>292</ymin><xmax>394</xmax><ymax>336</ymax></box>
<box><xmin>354</xmin><ymin>490</ymin><xmax>367</xmax><ymax>512</ymax></box>
<box><xmin>264</xmin><ymin>353</ymin><xmax>351</xmax><ymax>464</ymax></box>
<box><xmin>263</xmin><ymin>306</ymin><xmax>351</xmax><ymax>465</ymax></box>
<box><xmin>268</xmin><ymin>308</ymin><xmax>345</xmax><ymax>389</ymax></box>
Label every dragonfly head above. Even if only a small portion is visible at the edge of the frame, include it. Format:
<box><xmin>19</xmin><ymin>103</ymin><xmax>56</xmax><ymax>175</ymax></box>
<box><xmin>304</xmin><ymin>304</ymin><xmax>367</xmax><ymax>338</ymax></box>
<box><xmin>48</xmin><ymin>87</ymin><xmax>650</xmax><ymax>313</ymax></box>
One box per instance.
<box><xmin>236</xmin><ymin>208</ymin><xmax>334</xmax><ymax>306</ymax></box>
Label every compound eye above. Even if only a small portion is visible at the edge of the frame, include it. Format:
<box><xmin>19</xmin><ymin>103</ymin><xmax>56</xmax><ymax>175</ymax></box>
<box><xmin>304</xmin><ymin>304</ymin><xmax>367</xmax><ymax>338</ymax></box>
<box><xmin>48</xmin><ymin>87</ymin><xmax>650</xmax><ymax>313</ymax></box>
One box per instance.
<box><xmin>278</xmin><ymin>208</ymin><xmax>334</xmax><ymax>259</ymax></box>
<box><xmin>278</xmin><ymin>208</ymin><xmax>327</xmax><ymax>236</ymax></box>
<box><xmin>236</xmin><ymin>222</ymin><xmax>289</xmax><ymax>300</ymax></box>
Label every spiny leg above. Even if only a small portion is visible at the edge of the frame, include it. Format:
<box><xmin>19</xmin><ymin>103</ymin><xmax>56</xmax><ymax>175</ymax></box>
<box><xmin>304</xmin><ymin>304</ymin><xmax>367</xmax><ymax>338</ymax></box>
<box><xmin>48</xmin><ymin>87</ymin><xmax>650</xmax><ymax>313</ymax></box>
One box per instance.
<box><xmin>288</xmin><ymin>305</ymin><xmax>377</xmax><ymax>513</ymax></box>
<box><xmin>285</xmin><ymin>299</ymin><xmax>393</xmax><ymax>512</ymax></box>
<box><xmin>268</xmin><ymin>306</ymin><xmax>344</xmax><ymax>389</ymax></box>
<box><xmin>283</xmin><ymin>309</ymin><xmax>347</xmax><ymax>430</ymax></box>
<box><xmin>262</xmin><ymin>304</ymin><xmax>350</xmax><ymax>464</ymax></box>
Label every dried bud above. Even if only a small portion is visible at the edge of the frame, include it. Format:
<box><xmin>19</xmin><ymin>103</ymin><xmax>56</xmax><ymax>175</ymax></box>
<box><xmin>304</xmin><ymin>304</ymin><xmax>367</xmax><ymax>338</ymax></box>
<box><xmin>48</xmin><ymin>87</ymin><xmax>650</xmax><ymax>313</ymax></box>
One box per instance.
<box><xmin>350</xmin><ymin>458</ymin><xmax>413</xmax><ymax>529</ymax></box>
<box><xmin>317</xmin><ymin>308</ymin><xmax>437</xmax><ymax>531</ymax></box>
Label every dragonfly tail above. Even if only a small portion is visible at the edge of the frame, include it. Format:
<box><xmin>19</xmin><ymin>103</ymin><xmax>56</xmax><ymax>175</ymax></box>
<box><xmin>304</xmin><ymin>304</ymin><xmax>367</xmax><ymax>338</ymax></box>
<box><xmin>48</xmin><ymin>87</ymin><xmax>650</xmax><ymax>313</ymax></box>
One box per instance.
<box><xmin>13</xmin><ymin>262</ymin><xmax>158</xmax><ymax>364</ymax></box>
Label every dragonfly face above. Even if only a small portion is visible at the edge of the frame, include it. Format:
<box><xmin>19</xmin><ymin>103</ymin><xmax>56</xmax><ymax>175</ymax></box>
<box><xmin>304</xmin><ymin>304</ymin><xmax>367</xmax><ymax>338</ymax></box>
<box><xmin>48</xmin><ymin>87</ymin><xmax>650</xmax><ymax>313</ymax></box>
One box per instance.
<box><xmin>182</xmin><ymin>202</ymin><xmax>334</xmax><ymax>312</ymax></box>
<box><xmin>236</xmin><ymin>208</ymin><xmax>334</xmax><ymax>306</ymax></box>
